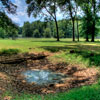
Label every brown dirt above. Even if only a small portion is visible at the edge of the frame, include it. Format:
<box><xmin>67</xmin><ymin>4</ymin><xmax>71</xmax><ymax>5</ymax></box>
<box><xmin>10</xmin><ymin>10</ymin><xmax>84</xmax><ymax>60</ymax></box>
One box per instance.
<box><xmin>0</xmin><ymin>53</ymin><xmax>99</xmax><ymax>96</ymax></box>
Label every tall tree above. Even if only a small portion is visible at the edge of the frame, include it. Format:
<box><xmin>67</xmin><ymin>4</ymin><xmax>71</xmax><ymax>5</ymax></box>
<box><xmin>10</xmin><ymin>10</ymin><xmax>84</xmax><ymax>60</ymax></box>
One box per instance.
<box><xmin>91</xmin><ymin>0</ymin><xmax>99</xmax><ymax>42</ymax></box>
<box><xmin>26</xmin><ymin>0</ymin><xmax>60</xmax><ymax>41</ymax></box>
<box><xmin>58</xmin><ymin>0</ymin><xmax>77</xmax><ymax>41</ymax></box>
<box><xmin>77</xmin><ymin>0</ymin><xmax>100</xmax><ymax>42</ymax></box>
<box><xmin>75</xmin><ymin>0</ymin><xmax>80</xmax><ymax>41</ymax></box>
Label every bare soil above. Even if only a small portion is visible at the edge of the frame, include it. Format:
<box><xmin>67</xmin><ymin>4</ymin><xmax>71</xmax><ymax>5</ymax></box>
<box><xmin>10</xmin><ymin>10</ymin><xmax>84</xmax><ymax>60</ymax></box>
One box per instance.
<box><xmin>0</xmin><ymin>53</ymin><xmax>99</xmax><ymax>96</ymax></box>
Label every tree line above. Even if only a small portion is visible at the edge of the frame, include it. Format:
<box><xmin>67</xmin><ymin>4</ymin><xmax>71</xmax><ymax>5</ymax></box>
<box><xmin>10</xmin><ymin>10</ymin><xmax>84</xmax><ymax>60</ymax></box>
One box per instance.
<box><xmin>26</xmin><ymin>0</ymin><xmax>100</xmax><ymax>42</ymax></box>
<box><xmin>0</xmin><ymin>0</ymin><xmax>100</xmax><ymax>42</ymax></box>
<box><xmin>21</xmin><ymin>20</ymin><xmax>72</xmax><ymax>38</ymax></box>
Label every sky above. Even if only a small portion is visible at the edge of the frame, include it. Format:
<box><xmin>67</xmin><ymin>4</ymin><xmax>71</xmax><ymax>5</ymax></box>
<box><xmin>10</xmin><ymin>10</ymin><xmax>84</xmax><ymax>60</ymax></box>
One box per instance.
<box><xmin>7</xmin><ymin>0</ymin><xmax>64</xmax><ymax>27</ymax></box>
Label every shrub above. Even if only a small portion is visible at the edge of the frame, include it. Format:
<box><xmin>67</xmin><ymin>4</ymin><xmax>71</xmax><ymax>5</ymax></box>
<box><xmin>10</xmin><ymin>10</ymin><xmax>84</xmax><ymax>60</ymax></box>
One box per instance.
<box><xmin>0</xmin><ymin>49</ymin><xmax>20</xmax><ymax>55</ymax></box>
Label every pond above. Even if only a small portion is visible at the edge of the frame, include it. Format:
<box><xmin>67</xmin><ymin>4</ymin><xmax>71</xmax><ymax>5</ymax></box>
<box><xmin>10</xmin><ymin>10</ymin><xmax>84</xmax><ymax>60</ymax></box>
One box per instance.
<box><xmin>22</xmin><ymin>70</ymin><xmax>66</xmax><ymax>85</ymax></box>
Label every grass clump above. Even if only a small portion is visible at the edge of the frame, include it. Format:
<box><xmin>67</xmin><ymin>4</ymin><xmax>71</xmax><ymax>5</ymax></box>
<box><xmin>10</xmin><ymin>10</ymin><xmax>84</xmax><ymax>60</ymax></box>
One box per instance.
<box><xmin>0</xmin><ymin>49</ymin><xmax>20</xmax><ymax>55</ymax></box>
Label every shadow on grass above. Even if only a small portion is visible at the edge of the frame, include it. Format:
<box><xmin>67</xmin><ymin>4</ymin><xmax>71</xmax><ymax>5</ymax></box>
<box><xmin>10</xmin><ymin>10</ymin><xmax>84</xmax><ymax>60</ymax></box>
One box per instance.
<box><xmin>40</xmin><ymin>44</ymin><xmax>81</xmax><ymax>53</ymax></box>
<box><xmin>40</xmin><ymin>45</ymin><xmax>100</xmax><ymax>67</ymax></box>
<box><xmin>31</xmin><ymin>40</ymin><xmax>85</xmax><ymax>43</ymax></box>
<box><xmin>72</xmin><ymin>50</ymin><xmax>100</xmax><ymax>66</ymax></box>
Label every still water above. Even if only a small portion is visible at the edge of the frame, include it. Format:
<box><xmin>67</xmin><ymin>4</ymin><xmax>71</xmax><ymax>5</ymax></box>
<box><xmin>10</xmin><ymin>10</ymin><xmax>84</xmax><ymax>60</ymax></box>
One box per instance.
<box><xmin>22</xmin><ymin>70</ymin><xmax>65</xmax><ymax>85</ymax></box>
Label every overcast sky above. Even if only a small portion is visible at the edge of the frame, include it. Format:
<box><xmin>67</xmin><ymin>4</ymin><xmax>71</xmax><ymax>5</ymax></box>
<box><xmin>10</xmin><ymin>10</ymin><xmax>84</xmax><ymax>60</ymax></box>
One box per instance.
<box><xmin>7</xmin><ymin>0</ymin><xmax>64</xmax><ymax>27</ymax></box>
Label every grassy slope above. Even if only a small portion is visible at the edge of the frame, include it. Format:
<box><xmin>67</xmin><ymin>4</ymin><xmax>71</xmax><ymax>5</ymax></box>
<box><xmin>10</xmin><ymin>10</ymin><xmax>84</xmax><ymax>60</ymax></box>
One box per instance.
<box><xmin>1</xmin><ymin>38</ymin><xmax>100</xmax><ymax>100</ymax></box>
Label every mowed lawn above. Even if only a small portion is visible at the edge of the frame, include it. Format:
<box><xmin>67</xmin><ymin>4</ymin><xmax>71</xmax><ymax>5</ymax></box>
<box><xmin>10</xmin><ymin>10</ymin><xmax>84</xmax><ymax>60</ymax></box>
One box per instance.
<box><xmin>0</xmin><ymin>38</ymin><xmax>100</xmax><ymax>53</ymax></box>
<box><xmin>1</xmin><ymin>38</ymin><xmax>100</xmax><ymax>100</ymax></box>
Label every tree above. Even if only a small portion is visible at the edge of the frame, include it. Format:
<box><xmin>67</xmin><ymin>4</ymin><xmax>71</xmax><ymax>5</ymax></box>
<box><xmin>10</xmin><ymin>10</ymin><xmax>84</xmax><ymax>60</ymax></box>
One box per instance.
<box><xmin>74</xmin><ymin>0</ymin><xmax>80</xmax><ymax>41</ymax></box>
<box><xmin>31</xmin><ymin>21</ymin><xmax>45</xmax><ymax>38</ymax></box>
<box><xmin>0</xmin><ymin>0</ymin><xmax>17</xmax><ymax>39</ymax></box>
<box><xmin>44</xmin><ymin>28</ymin><xmax>51</xmax><ymax>38</ymax></box>
<box><xmin>91</xmin><ymin>0</ymin><xmax>99</xmax><ymax>42</ymax></box>
<box><xmin>26</xmin><ymin>0</ymin><xmax>60</xmax><ymax>41</ymax></box>
<box><xmin>33</xmin><ymin>29</ymin><xmax>41</xmax><ymax>38</ymax></box>
<box><xmin>22</xmin><ymin>22</ymin><xmax>33</xmax><ymax>37</ymax></box>
<box><xmin>0</xmin><ymin>12</ymin><xmax>18</xmax><ymax>39</ymax></box>
<box><xmin>58</xmin><ymin>0</ymin><xmax>77</xmax><ymax>41</ymax></box>
<box><xmin>8</xmin><ymin>26</ymin><xmax>18</xmax><ymax>40</ymax></box>
<box><xmin>0</xmin><ymin>28</ymin><xmax>6</xmax><ymax>38</ymax></box>
<box><xmin>77</xmin><ymin>0</ymin><xmax>100</xmax><ymax>42</ymax></box>
<box><xmin>58</xmin><ymin>19</ymin><xmax>72</xmax><ymax>38</ymax></box>
<box><xmin>76</xmin><ymin>16</ymin><xmax>80</xmax><ymax>41</ymax></box>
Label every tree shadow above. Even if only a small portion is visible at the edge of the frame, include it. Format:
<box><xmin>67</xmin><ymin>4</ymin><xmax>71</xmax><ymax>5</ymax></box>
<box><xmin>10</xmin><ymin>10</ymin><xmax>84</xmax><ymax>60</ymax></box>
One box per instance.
<box><xmin>31</xmin><ymin>40</ymin><xmax>85</xmax><ymax>43</ymax></box>
<box><xmin>40</xmin><ymin>45</ymin><xmax>78</xmax><ymax>52</ymax></box>
<box><xmin>40</xmin><ymin>45</ymin><xmax>100</xmax><ymax>66</ymax></box>
<box><xmin>72</xmin><ymin>50</ymin><xmax>100</xmax><ymax>66</ymax></box>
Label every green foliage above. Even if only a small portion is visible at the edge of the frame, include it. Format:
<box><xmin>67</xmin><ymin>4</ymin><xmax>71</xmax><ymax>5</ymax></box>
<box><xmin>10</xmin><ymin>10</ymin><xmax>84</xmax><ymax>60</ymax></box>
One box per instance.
<box><xmin>8</xmin><ymin>27</ymin><xmax>18</xmax><ymax>39</ymax></box>
<box><xmin>80</xmin><ymin>3</ymin><xmax>93</xmax><ymax>40</ymax></box>
<box><xmin>0</xmin><ymin>49</ymin><xmax>20</xmax><ymax>55</ymax></box>
<box><xmin>0</xmin><ymin>28</ymin><xmax>6</xmax><ymax>38</ymax></box>
<box><xmin>33</xmin><ymin>29</ymin><xmax>41</xmax><ymax>38</ymax></box>
<box><xmin>79</xmin><ymin>0</ymin><xmax>100</xmax><ymax>41</ymax></box>
<box><xmin>0</xmin><ymin>12</ymin><xmax>19</xmax><ymax>39</ymax></box>
<box><xmin>22</xmin><ymin>20</ymin><xmax>72</xmax><ymax>38</ymax></box>
<box><xmin>44</xmin><ymin>28</ymin><xmax>51</xmax><ymax>38</ymax></box>
<box><xmin>22</xmin><ymin>22</ymin><xmax>33</xmax><ymax>37</ymax></box>
<box><xmin>59</xmin><ymin>20</ymin><xmax>72</xmax><ymax>38</ymax></box>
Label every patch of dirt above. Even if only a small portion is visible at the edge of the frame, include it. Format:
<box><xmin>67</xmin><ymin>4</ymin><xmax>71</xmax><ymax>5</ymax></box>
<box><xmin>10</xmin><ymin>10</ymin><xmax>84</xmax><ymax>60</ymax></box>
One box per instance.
<box><xmin>0</xmin><ymin>53</ymin><xmax>99</xmax><ymax>96</ymax></box>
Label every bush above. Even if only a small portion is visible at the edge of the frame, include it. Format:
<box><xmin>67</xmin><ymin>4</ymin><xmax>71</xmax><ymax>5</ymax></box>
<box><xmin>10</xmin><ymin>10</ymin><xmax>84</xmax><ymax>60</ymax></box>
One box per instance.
<box><xmin>0</xmin><ymin>49</ymin><xmax>20</xmax><ymax>55</ymax></box>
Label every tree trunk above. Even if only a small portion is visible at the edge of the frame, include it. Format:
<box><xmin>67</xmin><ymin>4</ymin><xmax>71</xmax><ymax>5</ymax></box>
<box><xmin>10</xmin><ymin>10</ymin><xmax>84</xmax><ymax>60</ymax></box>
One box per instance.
<box><xmin>91</xmin><ymin>0</ymin><xmax>96</xmax><ymax>42</ymax></box>
<box><xmin>77</xmin><ymin>19</ymin><xmax>79</xmax><ymax>42</ymax></box>
<box><xmin>55</xmin><ymin>18</ymin><xmax>60</xmax><ymax>41</ymax></box>
<box><xmin>86</xmin><ymin>33</ymin><xmax>89</xmax><ymax>42</ymax></box>
<box><xmin>72</xmin><ymin>19</ymin><xmax>75</xmax><ymax>41</ymax></box>
<box><xmin>91</xmin><ymin>21</ymin><xmax>95</xmax><ymax>42</ymax></box>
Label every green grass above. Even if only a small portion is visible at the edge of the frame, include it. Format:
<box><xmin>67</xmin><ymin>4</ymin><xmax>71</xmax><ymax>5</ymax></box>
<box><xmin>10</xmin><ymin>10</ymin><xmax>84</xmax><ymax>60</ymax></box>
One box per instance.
<box><xmin>50</xmin><ymin>50</ymin><xmax>100</xmax><ymax>67</ymax></box>
<box><xmin>1</xmin><ymin>38</ymin><xmax>100</xmax><ymax>100</ymax></box>
<box><xmin>0</xmin><ymin>38</ymin><xmax>100</xmax><ymax>53</ymax></box>
<box><xmin>0</xmin><ymin>49</ymin><xmax>20</xmax><ymax>55</ymax></box>
<box><xmin>0</xmin><ymin>38</ymin><xmax>100</xmax><ymax>67</ymax></box>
